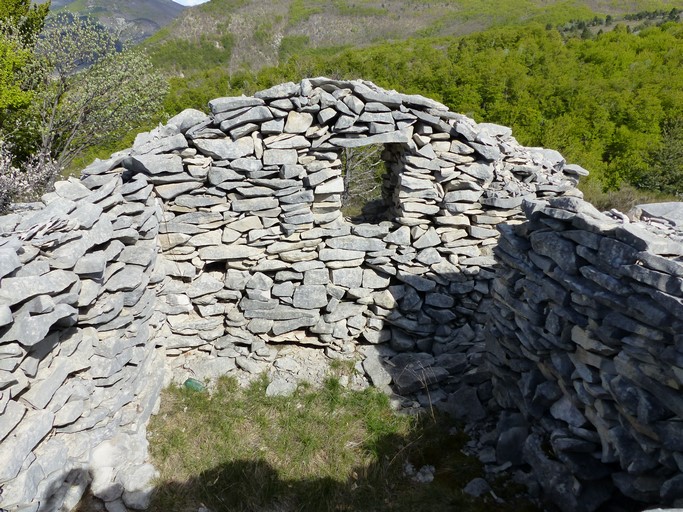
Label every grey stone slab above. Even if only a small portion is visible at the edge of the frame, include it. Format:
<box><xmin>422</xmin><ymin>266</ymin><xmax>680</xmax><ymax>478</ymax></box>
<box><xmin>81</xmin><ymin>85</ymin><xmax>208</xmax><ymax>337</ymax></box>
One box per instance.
<box><xmin>73</xmin><ymin>251</ymin><xmax>107</xmax><ymax>276</ymax></box>
<box><xmin>333</xmin><ymin>114</ymin><xmax>357</xmax><ymax>131</ymax></box>
<box><xmin>174</xmin><ymin>194</ymin><xmax>227</xmax><ymax>209</ymax></box>
<box><xmin>105</xmin><ymin>265</ymin><xmax>145</xmax><ymax>292</ymax></box>
<box><xmin>168</xmin><ymin>313</ymin><xmax>222</xmax><ymax>334</ymax></box>
<box><xmin>188</xmin><ymin>230</ymin><xmax>222</xmax><ymax>248</ymax></box>
<box><xmin>133</xmin><ymin>132</ymin><xmax>188</xmax><ymax>155</ymax></box>
<box><xmin>0</xmin><ymin>248</ymin><xmax>21</xmax><ymax>279</ymax></box>
<box><xmin>255</xmin><ymin>82</ymin><xmax>301</xmax><ymax>100</ymax></box>
<box><xmin>292</xmin><ymin>284</ymin><xmax>328</xmax><ymax>309</ymax></box>
<box><xmin>0</xmin><ymin>400</ymin><xmax>26</xmax><ymax>443</ymax></box>
<box><xmin>54</xmin><ymin>179</ymin><xmax>90</xmax><ymax>201</ymax></box>
<box><xmin>0</xmin><ymin>408</ymin><xmax>54</xmax><ymax>481</ymax></box>
<box><xmin>319</xmin><ymin>248</ymin><xmax>365</xmax><ymax>261</ymax></box>
<box><xmin>187</xmin><ymin>274</ymin><xmax>224</xmax><ymax>298</ymax></box>
<box><xmin>118</xmin><ymin>243</ymin><xmax>157</xmax><ymax>268</ymax></box>
<box><xmin>236</xmin><ymin>186</ymin><xmax>277</xmax><ymax>198</ymax></box>
<box><xmin>226</xmin><ymin>158</ymin><xmax>265</xmax><ymax>176</ymax></box>
<box><xmin>317</xmin><ymin>107</ymin><xmax>337</xmax><ymax>125</ymax></box>
<box><xmin>634</xmin><ymin>201</ymin><xmax>683</xmax><ymax>228</ymax></box>
<box><xmin>362</xmin><ymin>269</ymin><xmax>391</xmax><ymax>289</ymax></box>
<box><xmin>468</xmin><ymin>225</ymin><xmax>499</xmax><ymax>239</ymax></box>
<box><xmin>324</xmin><ymin>302</ymin><xmax>366</xmax><ymax>323</ymax></box>
<box><xmin>22</xmin><ymin>358</ymin><xmax>83</xmax><ymax>410</ymax></box>
<box><xmin>304</xmin><ymin>166</ymin><xmax>338</xmax><ymax>188</ymax></box>
<box><xmin>0</xmin><ymin>304</ymin><xmax>11</xmax><ymax>327</ymax></box>
<box><xmin>622</xmin><ymin>264</ymin><xmax>683</xmax><ymax>295</ymax></box>
<box><xmin>80</xmin><ymin>292</ymin><xmax>124</xmax><ymax>325</ymax></box>
<box><xmin>167</xmin><ymin>108</ymin><xmax>211</xmax><ymax>133</ymax></box>
<box><xmin>284</xmin><ymin>111</ymin><xmax>314</xmax><ymax>134</ymax></box>
<box><xmin>231</xmin><ymin>196</ymin><xmax>279</xmax><ymax>212</ymax></box>
<box><xmin>199</xmin><ymin>245</ymin><xmax>264</xmax><ymax>260</ymax></box>
<box><xmin>529</xmin><ymin>231</ymin><xmax>578</xmax><ymax>274</ymax></box>
<box><xmin>208</xmin><ymin>167</ymin><xmax>244</xmax><ymax>184</ymax></box>
<box><xmin>331</xmin><ymin>267</ymin><xmax>363</xmax><ymax>288</ymax></box>
<box><xmin>81</xmin><ymin>155</ymin><xmax>127</xmax><ymax>176</ymax></box>
<box><xmin>129</xmin><ymin>154</ymin><xmax>183</xmax><ymax>175</ymax></box>
<box><xmin>413</xmin><ymin>228</ymin><xmax>441</xmax><ymax>249</ymax></box>
<box><xmin>396</xmin><ymin>271</ymin><xmax>436</xmax><ymax>292</ymax></box>
<box><xmin>351</xmin><ymin>82</ymin><xmax>403</xmax><ymax>108</ymax></box>
<box><xmin>230</xmin><ymin>122</ymin><xmax>259</xmax><ymax>139</ymax></box>
<box><xmin>444</xmin><ymin>189</ymin><xmax>483</xmax><ymax>203</ymax></box>
<box><xmin>328</xmin><ymin>128</ymin><xmax>411</xmax><ymax>148</ymax></box>
<box><xmin>263</xmin><ymin>149</ymin><xmax>298</xmax><ymax>165</ymax></box>
<box><xmin>469</xmin><ymin>141</ymin><xmax>501</xmax><ymax>161</ymax></box>
<box><xmin>303</xmin><ymin>268</ymin><xmax>329</xmax><ymax>285</ymax></box>
<box><xmin>398</xmin><ymin>175</ymin><xmax>433</xmax><ymax>191</ymax></box>
<box><xmin>194</xmin><ymin>137</ymin><xmax>254</xmax><ymax>160</ymax></box>
<box><xmin>617</xmin><ymin>223</ymin><xmax>683</xmax><ymax>255</ymax></box>
<box><xmin>70</xmin><ymin>201</ymin><xmax>104</xmax><ymax>230</ymax></box>
<box><xmin>155</xmin><ymin>181</ymin><xmax>203</xmax><ymax>200</ymax></box>
<box><xmin>391</xmin><ymin>364</ymin><xmax>449</xmax><ymax>394</ymax></box>
<box><xmin>598</xmin><ymin>237</ymin><xmax>638</xmax><ymax>267</ymax></box>
<box><xmin>458</xmin><ymin>162</ymin><xmax>494</xmax><ymax>181</ymax></box>
<box><xmin>383</xmin><ymin>226</ymin><xmax>411</xmax><ymax>246</ymax></box>
<box><xmin>265</xmin><ymin>135</ymin><xmax>310</xmax><ymax>150</ymax></box>
<box><xmin>0</xmin><ymin>270</ymin><xmax>78</xmax><ymax>306</ymax></box>
<box><xmin>209</xmin><ymin>96</ymin><xmax>265</xmax><ymax>114</ymax></box>
<box><xmin>244</xmin><ymin>304</ymin><xmax>319</xmax><ymax>321</ymax></box>
<box><xmin>271</xmin><ymin>316</ymin><xmax>320</xmax><ymax>336</ymax></box>
<box><xmin>326</xmin><ymin>235</ymin><xmax>385</xmax><ymax>252</ymax></box>
<box><xmin>219</xmin><ymin>106</ymin><xmax>274</xmax><ymax>132</ymax></box>
<box><xmin>174</xmin><ymin>211</ymin><xmax>224</xmax><ymax>225</ymax></box>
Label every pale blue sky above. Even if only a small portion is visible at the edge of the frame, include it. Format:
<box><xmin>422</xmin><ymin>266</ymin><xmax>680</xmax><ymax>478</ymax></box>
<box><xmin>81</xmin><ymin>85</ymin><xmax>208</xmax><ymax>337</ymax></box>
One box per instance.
<box><xmin>172</xmin><ymin>0</ymin><xmax>211</xmax><ymax>5</ymax></box>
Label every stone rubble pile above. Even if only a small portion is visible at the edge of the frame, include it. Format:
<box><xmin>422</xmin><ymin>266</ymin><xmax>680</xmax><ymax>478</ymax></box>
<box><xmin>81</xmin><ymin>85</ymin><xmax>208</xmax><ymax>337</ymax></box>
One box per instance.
<box><xmin>78</xmin><ymin>77</ymin><xmax>582</xmax><ymax>408</ymax></box>
<box><xmin>0</xmin><ymin>174</ymin><xmax>165</xmax><ymax>511</ymax></box>
<box><xmin>487</xmin><ymin>196</ymin><xmax>683</xmax><ymax>511</ymax></box>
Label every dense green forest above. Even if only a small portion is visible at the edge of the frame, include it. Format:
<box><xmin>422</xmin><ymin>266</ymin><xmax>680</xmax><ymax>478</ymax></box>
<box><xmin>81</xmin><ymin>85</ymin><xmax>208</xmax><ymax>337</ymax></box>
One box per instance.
<box><xmin>65</xmin><ymin>5</ymin><xmax>683</xmax><ymax>209</ymax></box>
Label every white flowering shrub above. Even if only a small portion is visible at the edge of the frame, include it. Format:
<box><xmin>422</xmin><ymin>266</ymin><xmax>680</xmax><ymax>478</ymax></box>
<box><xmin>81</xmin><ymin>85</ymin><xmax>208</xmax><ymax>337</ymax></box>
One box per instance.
<box><xmin>0</xmin><ymin>142</ymin><xmax>56</xmax><ymax>213</ymax></box>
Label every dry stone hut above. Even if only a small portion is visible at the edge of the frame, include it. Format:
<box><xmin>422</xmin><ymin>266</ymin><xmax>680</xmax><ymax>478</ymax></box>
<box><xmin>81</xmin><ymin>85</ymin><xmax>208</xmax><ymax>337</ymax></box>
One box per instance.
<box><xmin>2</xmin><ymin>78</ymin><xmax>681</xmax><ymax>512</ymax></box>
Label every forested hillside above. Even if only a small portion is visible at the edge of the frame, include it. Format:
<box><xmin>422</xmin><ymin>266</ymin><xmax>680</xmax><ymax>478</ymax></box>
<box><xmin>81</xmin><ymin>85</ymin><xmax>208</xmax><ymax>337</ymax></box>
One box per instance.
<box><xmin>144</xmin><ymin>0</ymin><xmax>683</xmax><ymax>73</ymax></box>
<box><xmin>156</xmin><ymin>18</ymin><xmax>683</xmax><ymax>204</ymax></box>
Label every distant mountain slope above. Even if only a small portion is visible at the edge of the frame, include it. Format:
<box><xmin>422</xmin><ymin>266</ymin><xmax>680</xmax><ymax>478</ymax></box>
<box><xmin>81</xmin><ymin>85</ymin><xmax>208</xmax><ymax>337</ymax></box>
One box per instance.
<box><xmin>44</xmin><ymin>0</ymin><xmax>186</xmax><ymax>43</ymax></box>
<box><xmin>145</xmin><ymin>0</ymin><xmax>683</xmax><ymax>73</ymax></box>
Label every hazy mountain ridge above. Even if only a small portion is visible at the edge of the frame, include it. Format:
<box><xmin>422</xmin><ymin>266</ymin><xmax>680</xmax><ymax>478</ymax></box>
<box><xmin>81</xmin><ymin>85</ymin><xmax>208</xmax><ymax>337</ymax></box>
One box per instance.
<box><xmin>144</xmin><ymin>0</ymin><xmax>683</xmax><ymax>73</ymax></box>
<box><xmin>42</xmin><ymin>0</ymin><xmax>186</xmax><ymax>43</ymax></box>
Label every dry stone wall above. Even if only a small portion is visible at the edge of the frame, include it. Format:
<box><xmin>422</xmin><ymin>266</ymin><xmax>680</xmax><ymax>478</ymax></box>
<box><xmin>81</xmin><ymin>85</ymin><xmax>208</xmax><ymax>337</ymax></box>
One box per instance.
<box><xmin>4</xmin><ymin>77</ymin><xmax>679</xmax><ymax>512</ymax></box>
<box><xmin>487</xmin><ymin>196</ymin><xmax>683</xmax><ymax>510</ymax></box>
<box><xmin>0</xmin><ymin>77</ymin><xmax>586</xmax><ymax>511</ymax></box>
<box><xmin>91</xmin><ymin>77</ymin><xmax>581</xmax><ymax>399</ymax></box>
<box><xmin>0</xmin><ymin>175</ymin><xmax>165</xmax><ymax>511</ymax></box>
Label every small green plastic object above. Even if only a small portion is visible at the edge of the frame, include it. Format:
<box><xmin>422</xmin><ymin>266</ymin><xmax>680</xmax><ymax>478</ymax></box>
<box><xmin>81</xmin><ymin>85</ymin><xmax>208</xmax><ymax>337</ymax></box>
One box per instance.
<box><xmin>183</xmin><ymin>378</ymin><xmax>206</xmax><ymax>392</ymax></box>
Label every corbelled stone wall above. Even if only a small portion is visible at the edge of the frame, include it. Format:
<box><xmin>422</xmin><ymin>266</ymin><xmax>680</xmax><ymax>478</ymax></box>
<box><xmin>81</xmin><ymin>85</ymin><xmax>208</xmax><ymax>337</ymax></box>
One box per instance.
<box><xmin>1</xmin><ymin>77</ymin><xmax>680</xmax><ymax>512</ymax></box>
<box><xmin>0</xmin><ymin>175</ymin><xmax>165</xmax><ymax>511</ymax></box>
<box><xmin>95</xmin><ymin>77</ymin><xmax>581</xmax><ymax>399</ymax></box>
<box><xmin>487</xmin><ymin>197</ymin><xmax>683</xmax><ymax>510</ymax></box>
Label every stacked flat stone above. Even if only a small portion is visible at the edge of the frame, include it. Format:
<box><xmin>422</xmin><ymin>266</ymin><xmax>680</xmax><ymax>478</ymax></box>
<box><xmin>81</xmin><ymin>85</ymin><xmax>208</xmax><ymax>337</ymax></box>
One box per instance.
<box><xmin>487</xmin><ymin>195</ymin><xmax>683</xmax><ymax>511</ymax></box>
<box><xmin>0</xmin><ymin>173</ymin><xmax>165</xmax><ymax>511</ymax></box>
<box><xmin>0</xmin><ymin>77</ymin><xmax>595</xmax><ymax>512</ymax></box>
<box><xmin>78</xmin><ymin>77</ymin><xmax>582</xmax><ymax>397</ymax></box>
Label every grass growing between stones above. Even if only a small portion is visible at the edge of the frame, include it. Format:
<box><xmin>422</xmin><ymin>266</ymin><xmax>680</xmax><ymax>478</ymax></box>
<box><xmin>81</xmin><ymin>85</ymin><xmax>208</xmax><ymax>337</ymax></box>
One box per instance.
<box><xmin>146</xmin><ymin>372</ymin><xmax>539</xmax><ymax>512</ymax></box>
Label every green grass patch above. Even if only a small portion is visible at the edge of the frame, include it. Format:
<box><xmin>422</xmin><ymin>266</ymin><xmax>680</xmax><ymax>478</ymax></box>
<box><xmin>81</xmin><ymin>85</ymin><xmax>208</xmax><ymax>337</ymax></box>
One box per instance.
<box><xmin>279</xmin><ymin>35</ymin><xmax>311</xmax><ymax>60</ymax></box>
<box><xmin>147</xmin><ymin>374</ymin><xmax>538</xmax><ymax>512</ymax></box>
<box><xmin>333</xmin><ymin>0</ymin><xmax>388</xmax><ymax>17</ymax></box>
<box><xmin>289</xmin><ymin>0</ymin><xmax>325</xmax><ymax>25</ymax></box>
<box><xmin>580</xmin><ymin>181</ymin><xmax>678</xmax><ymax>212</ymax></box>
